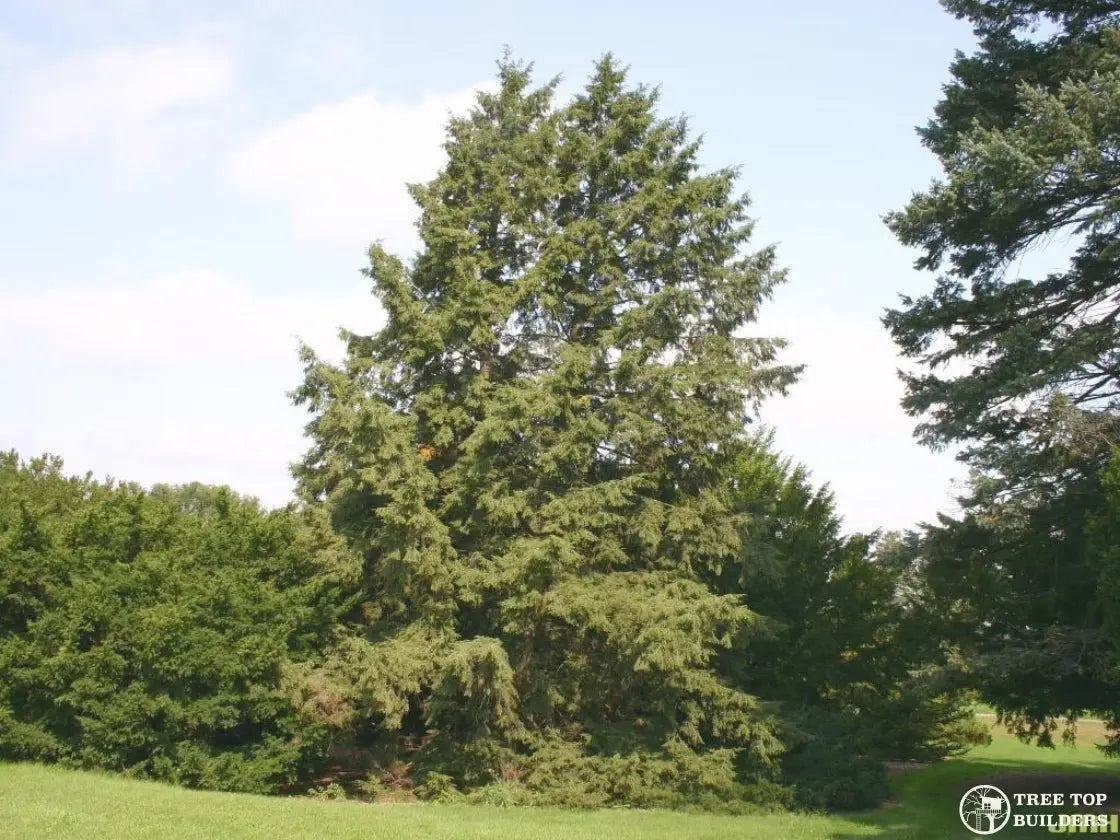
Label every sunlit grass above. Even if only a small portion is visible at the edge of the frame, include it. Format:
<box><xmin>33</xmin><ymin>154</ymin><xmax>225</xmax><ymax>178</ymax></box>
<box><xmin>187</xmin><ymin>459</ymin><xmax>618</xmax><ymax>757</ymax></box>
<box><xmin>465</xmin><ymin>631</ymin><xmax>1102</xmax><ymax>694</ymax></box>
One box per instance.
<box><xmin>1</xmin><ymin>728</ymin><xmax>1114</xmax><ymax>840</ymax></box>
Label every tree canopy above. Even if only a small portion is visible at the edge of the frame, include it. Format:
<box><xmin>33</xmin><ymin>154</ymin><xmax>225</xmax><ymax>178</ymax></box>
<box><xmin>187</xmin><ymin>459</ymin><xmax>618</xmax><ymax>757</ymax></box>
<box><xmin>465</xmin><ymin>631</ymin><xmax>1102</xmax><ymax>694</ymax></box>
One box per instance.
<box><xmin>286</xmin><ymin>55</ymin><xmax>980</xmax><ymax>808</ymax></box>
<box><xmin>886</xmin><ymin>0</ymin><xmax>1120</xmax><ymax>749</ymax></box>
<box><xmin>291</xmin><ymin>55</ymin><xmax>801</xmax><ymax>809</ymax></box>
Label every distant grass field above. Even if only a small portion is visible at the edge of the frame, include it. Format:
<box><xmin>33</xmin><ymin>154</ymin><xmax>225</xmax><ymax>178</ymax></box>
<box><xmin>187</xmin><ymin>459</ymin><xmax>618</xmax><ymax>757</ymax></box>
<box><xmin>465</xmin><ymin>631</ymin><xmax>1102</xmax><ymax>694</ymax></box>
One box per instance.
<box><xmin>1</xmin><ymin>724</ymin><xmax>1115</xmax><ymax>840</ymax></box>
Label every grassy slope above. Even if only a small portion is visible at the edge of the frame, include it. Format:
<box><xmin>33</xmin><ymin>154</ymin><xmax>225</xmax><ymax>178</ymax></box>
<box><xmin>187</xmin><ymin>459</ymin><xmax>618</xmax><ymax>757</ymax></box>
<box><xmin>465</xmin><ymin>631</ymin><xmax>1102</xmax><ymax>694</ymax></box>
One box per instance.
<box><xmin>1</xmin><ymin>731</ymin><xmax>1114</xmax><ymax>840</ymax></box>
<box><xmin>0</xmin><ymin>763</ymin><xmax>859</xmax><ymax>840</ymax></box>
<box><xmin>857</xmin><ymin>734</ymin><xmax>1117</xmax><ymax>839</ymax></box>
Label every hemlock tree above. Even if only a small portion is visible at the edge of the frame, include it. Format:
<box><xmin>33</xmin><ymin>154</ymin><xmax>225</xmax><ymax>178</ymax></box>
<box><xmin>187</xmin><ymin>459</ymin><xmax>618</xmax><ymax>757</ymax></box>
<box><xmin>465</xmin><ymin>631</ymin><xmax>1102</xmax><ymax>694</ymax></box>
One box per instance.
<box><xmin>291</xmin><ymin>56</ymin><xmax>800</xmax><ymax>807</ymax></box>
<box><xmin>719</xmin><ymin>438</ymin><xmax>987</xmax><ymax>810</ymax></box>
<box><xmin>886</xmin><ymin>1</ymin><xmax>1120</xmax><ymax>749</ymax></box>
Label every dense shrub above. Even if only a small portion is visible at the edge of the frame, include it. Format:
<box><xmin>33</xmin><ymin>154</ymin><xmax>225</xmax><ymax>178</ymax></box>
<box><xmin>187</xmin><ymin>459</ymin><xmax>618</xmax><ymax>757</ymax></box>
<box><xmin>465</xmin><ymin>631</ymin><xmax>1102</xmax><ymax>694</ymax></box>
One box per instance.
<box><xmin>778</xmin><ymin>709</ymin><xmax>891</xmax><ymax>811</ymax></box>
<box><xmin>0</xmin><ymin>452</ymin><xmax>350</xmax><ymax>793</ymax></box>
<box><xmin>515</xmin><ymin>736</ymin><xmax>791</xmax><ymax>813</ymax></box>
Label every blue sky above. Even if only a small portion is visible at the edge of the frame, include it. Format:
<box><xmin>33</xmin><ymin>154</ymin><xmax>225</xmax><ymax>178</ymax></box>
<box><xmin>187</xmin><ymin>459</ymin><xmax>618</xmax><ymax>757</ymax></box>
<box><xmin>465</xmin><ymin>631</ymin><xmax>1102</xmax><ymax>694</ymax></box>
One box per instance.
<box><xmin>0</xmin><ymin>0</ymin><xmax>977</xmax><ymax>532</ymax></box>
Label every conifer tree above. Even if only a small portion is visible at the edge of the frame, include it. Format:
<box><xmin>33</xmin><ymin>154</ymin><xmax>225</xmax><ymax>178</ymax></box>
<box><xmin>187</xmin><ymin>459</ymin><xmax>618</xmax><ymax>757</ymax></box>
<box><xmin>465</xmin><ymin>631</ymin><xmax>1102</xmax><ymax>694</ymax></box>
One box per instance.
<box><xmin>886</xmin><ymin>1</ymin><xmax>1120</xmax><ymax>747</ymax></box>
<box><xmin>292</xmin><ymin>56</ymin><xmax>798</xmax><ymax>804</ymax></box>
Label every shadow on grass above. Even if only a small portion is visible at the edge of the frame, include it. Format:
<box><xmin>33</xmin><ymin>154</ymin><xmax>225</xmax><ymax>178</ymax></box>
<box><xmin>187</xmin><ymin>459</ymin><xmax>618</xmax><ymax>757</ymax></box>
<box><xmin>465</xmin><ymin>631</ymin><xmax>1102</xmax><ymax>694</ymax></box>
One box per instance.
<box><xmin>828</xmin><ymin>753</ymin><xmax>1120</xmax><ymax>840</ymax></box>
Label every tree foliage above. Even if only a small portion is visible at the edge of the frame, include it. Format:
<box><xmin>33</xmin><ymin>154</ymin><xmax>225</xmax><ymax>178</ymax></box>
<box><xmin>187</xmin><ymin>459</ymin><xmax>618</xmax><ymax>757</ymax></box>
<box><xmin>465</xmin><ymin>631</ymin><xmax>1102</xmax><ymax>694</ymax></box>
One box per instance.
<box><xmin>721</xmin><ymin>439</ymin><xmax>987</xmax><ymax>808</ymax></box>
<box><xmin>0</xmin><ymin>452</ymin><xmax>348</xmax><ymax>792</ymax></box>
<box><xmin>291</xmin><ymin>55</ymin><xmax>798</xmax><ymax>807</ymax></box>
<box><xmin>290</xmin><ymin>55</ymin><xmax>981</xmax><ymax>808</ymax></box>
<box><xmin>886</xmin><ymin>0</ymin><xmax>1120</xmax><ymax>748</ymax></box>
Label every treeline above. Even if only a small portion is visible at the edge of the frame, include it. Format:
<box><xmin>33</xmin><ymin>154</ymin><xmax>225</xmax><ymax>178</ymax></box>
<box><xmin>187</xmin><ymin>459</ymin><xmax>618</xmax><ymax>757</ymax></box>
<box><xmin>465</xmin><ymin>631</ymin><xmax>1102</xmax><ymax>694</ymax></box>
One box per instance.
<box><xmin>0</xmin><ymin>446</ymin><xmax>984</xmax><ymax>809</ymax></box>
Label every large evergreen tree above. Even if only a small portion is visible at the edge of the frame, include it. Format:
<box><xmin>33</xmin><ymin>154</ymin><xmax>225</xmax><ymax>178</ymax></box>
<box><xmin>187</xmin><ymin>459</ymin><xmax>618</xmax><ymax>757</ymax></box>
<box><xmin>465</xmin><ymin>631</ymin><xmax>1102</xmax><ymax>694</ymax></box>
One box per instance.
<box><xmin>886</xmin><ymin>1</ymin><xmax>1120</xmax><ymax>749</ymax></box>
<box><xmin>291</xmin><ymin>56</ymin><xmax>800</xmax><ymax>806</ymax></box>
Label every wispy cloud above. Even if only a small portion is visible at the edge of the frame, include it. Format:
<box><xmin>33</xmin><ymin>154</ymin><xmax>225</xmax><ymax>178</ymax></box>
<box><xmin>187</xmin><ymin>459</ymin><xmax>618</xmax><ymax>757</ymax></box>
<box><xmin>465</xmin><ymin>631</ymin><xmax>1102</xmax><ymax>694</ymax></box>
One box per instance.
<box><xmin>226</xmin><ymin>85</ymin><xmax>484</xmax><ymax>254</ymax></box>
<box><xmin>0</xmin><ymin>271</ymin><xmax>364</xmax><ymax>365</ymax></box>
<box><xmin>0</xmin><ymin>270</ymin><xmax>383</xmax><ymax>503</ymax></box>
<box><xmin>2</xmin><ymin>42</ymin><xmax>236</xmax><ymax>175</ymax></box>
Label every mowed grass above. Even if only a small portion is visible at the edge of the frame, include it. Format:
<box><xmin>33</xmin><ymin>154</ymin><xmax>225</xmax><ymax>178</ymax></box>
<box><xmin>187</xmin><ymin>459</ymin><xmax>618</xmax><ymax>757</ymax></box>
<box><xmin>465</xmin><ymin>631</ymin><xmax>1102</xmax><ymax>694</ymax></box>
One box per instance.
<box><xmin>0</xmin><ymin>724</ymin><xmax>1115</xmax><ymax>840</ymax></box>
<box><xmin>863</xmin><ymin>724</ymin><xmax>1118</xmax><ymax>839</ymax></box>
<box><xmin>0</xmin><ymin>764</ymin><xmax>865</xmax><ymax>840</ymax></box>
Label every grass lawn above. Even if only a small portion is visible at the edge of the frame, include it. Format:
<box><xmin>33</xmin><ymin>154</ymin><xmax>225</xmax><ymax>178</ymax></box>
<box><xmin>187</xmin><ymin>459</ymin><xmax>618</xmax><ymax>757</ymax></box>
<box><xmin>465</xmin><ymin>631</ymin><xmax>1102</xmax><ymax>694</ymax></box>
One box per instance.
<box><xmin>1</xmin><ymin>725</ymin><xmax>1115</xmax><ymax>840</ymax></box>
<box><xmin>860</xmin><ymin>729</ymin><xmax>1118</xmax><ymax>839</ymax></box>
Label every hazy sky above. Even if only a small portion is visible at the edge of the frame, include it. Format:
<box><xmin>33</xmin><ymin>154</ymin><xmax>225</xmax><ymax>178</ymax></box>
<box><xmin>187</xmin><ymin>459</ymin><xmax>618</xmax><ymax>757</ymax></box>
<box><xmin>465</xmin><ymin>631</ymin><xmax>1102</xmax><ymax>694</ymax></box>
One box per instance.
<box><xmin>0</xmin><ymin>0</ymin><xmax>978</xmax><ymax>533</ymax></box>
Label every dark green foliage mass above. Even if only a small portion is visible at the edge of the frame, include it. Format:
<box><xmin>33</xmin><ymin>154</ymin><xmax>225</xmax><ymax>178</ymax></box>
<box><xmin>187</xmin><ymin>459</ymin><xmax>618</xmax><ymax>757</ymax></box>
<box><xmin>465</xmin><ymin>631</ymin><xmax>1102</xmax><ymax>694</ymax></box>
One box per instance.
<box><xmin>1088</xmin><ymin>449</ymin><xmax>1120</xmax><ymax>751</ymax></box>
<box><xmin>887</xmin><ymin>0</ymin><xmax>1120</xmax><ymax>750</ymax></box>
<box><xmin>0</xmin><ymin>452</ymin><xmax>348</xmax><ymax>792</ymax></box>
<box><xmin>291</xmin><ymin>55</ymin><xmax>979</xmax><ymax>809</ymax></box>
<box><xmin>291</xmin><ymin>56</ymin><xmax>797</xmax><ymax>809</ymax></box>
<box><xmin>720</xmin><ymin>439</ymin><xmax>987</xmax><ymax>809</ymax></box>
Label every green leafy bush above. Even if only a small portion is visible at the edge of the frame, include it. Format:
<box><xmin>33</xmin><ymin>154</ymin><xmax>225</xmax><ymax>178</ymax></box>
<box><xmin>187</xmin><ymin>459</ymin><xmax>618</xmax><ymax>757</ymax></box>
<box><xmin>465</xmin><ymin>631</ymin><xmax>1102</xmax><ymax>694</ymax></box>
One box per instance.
<box><xmin>778</xmin><ymin>710</ymin><xmax>890</xmax><ymax>811</ymax></box>
<box><xmin>415</xmin><ymin>772</ymin><xmax>462</xmax><ymax>803</ymax></box>
<box><xmin>0</xmin><ymin>453</ymin><xmax>348</xmax><ymax>793</ymax></box>
<box><xmin>308</xmin><ymin>782</ymin><xmax>348</xmax><ymax>801</ymax></box>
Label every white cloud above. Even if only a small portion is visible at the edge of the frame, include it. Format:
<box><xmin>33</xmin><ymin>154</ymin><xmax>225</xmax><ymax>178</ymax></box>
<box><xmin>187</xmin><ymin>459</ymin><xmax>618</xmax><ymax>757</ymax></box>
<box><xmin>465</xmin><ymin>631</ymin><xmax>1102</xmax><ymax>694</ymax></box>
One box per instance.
<box><xmin>757</xmin><ymin>313</ymin><xmax>965</xmax><ymax>533</ymax></box>
<box><xmin>2</xmin><ymin>42</ymin><xmax>235</xmax><ymax>174</ymax></box>
<box><xmin>0</xmin><ymin>271</ymin><xmax>383</xmax><ymax>505</ymax></box>
<box><xmin>0</xmin><ymin>270</ymin><xmax>373</xmax><ymax>366</ymax></box>
<box><xmin>0</xmin><ymin>269</ymin><xmax>963</xmax><ymax>527</ymax></box>
<box><xmin>0</xmin><ymin>32</ymin><xmax>36</xmax><ymax>68</ymax></box>
<box><xmin>226</xmin><ymin>85</ymin><xmax>485</xmax><ymax>254</ymax></box>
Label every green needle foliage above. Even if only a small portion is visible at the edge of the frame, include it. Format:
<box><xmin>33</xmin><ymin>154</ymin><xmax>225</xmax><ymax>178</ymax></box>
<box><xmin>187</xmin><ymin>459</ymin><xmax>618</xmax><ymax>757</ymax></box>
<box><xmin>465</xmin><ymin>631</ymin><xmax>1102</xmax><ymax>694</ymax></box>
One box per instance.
<box><xmin>887</xmin><ymin>2</ymin><xmax>1120</xmax><ymax>462</ymax></box>
<box><xmin>291</xmin><ymin>55</ymin><xmax>800</xmax><ymax>808</ymax></box>
<box><xmin>722</xmin><ymin>438</ymin><xmax>987</xmax><ymax>809</ymax></box>
<box><xmin>1089</xmin><ymin>449</ymin><xmax>1120</xmax><ymax>679</ymax></box>
<box><xmin>886</xmin><ymin>1</ymin><xmax>1120</xmax><ymax>750</ymax></box>
<box><xmin>0</xmin><ymin>453</ymin><xmax>349</xmax><ymax>792</ymax></box>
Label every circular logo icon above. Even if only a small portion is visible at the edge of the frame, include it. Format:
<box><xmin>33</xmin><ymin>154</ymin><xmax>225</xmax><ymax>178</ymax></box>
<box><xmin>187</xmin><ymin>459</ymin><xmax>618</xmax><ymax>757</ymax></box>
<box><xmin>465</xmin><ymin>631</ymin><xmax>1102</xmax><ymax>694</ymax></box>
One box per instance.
<box><xmin>960</xmin><ymin>784</ymin><xmax>1012</xmax><ymax>835</ymax></box>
